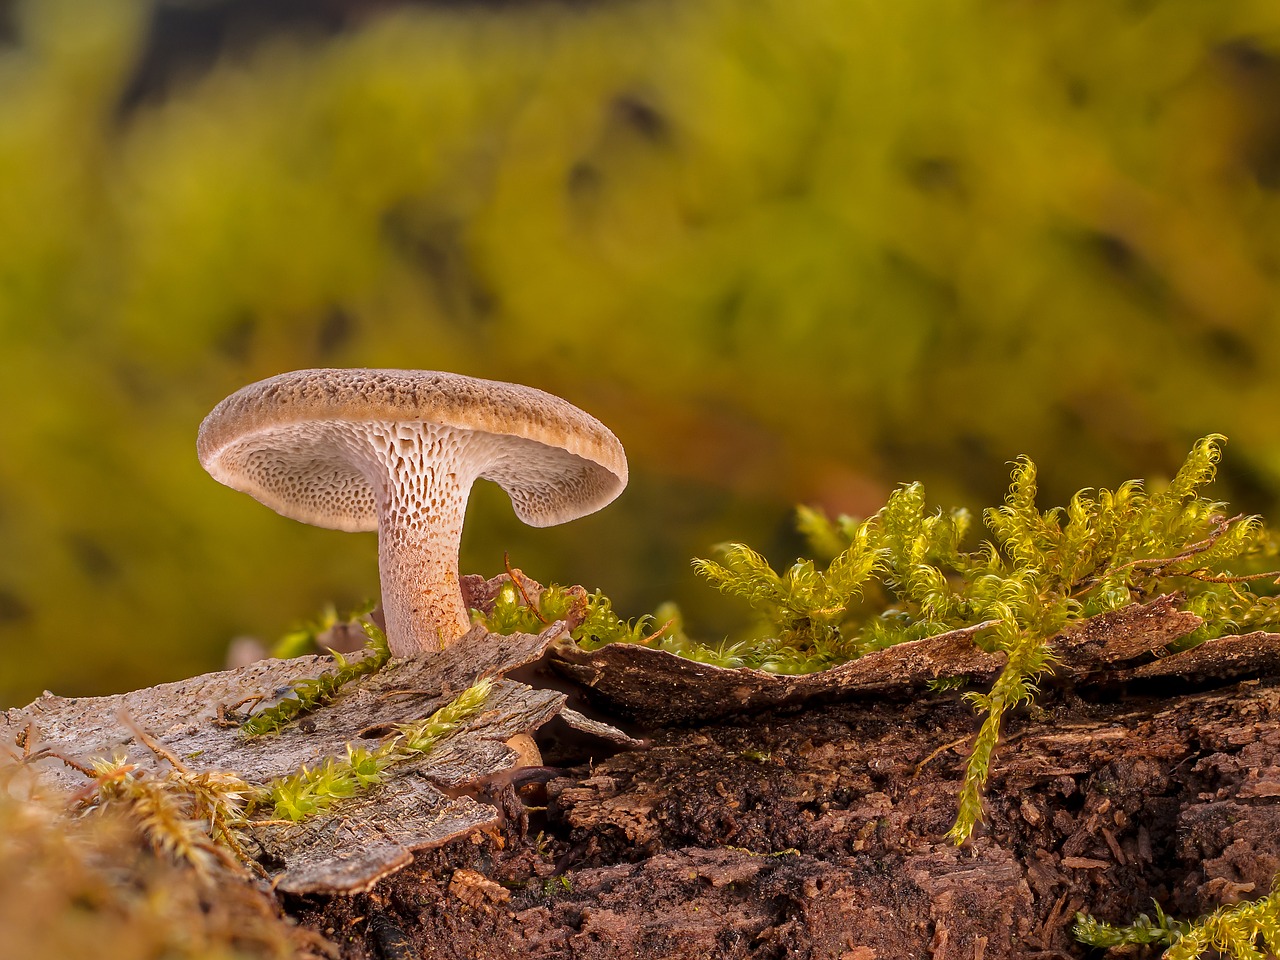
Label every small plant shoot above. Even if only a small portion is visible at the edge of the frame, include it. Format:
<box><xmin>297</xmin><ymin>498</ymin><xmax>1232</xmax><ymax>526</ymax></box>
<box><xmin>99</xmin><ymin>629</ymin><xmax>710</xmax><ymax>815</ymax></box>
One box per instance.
<box><xmin>1074</xmin><ymin>884</ymin><xmax>1280</xmax><ymax>960</ymax></box>
<box><xmin>240</xmin><ymin>622</ymin><xmax>391</xmax><ymax>738</ymax></box>
<box><xmin>258</xmin><ymin>678</ymin><xmax>493</xmax><ymax>821</ymax></box>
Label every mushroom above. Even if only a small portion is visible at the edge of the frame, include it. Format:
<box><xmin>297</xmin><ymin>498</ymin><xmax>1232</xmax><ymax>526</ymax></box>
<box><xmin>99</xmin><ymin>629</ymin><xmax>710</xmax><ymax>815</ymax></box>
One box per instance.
<box><xmin>197</xmin><ymin>369</ymin><xmax>628</xmax><ymax>657</ymax></box>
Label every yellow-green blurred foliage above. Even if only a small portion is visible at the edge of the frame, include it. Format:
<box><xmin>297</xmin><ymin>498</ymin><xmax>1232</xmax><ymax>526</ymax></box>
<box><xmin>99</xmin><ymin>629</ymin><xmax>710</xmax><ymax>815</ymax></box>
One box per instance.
<box><xmin>3</xmin><ymin>0</ymin><xmax>1280</xmax><ymax>703</ymax></box>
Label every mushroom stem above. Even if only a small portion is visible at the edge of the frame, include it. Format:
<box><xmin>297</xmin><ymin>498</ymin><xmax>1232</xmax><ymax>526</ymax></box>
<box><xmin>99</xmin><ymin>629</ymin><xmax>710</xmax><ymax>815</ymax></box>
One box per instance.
<box><xmin>365</xmin><ymin>422</ymin><xmax>485</xmax><ymax>656</ymax></box>
<box><xmin>377</xmin><ymin>496</ymin><xmax>471</xmax><ymax>656</ymax></box>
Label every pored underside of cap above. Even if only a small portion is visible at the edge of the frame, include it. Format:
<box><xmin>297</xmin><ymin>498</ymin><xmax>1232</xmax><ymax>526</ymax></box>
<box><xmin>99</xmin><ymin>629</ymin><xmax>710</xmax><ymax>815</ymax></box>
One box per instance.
<box><xmin>196</xmin><ymin>369</ymin><xmax>628</xmax><ymax>531</ymax></box>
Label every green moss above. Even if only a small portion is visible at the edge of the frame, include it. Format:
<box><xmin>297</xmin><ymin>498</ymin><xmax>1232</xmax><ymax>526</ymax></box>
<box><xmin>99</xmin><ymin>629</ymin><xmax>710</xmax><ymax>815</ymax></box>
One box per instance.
<box><xmin>256</xmin><ymin>678</ymin><xmax>492</xmax><ymax>821</ymax></box>
<box><xmin>239</xmin><ymin>622</ymin><xmax>390</xmax><ymax>738</ymax></box>
<box><xmin>1072</xmin><ymin>902</ymin><xmax>1188</xmax><ymax>950</ymax></box>
<box><xmin>476</xmin><ymin>581</ymin><xmax>669</xmax><ymax>650</ymax></box>
<box><xmin>1074</xmin><ymin>884</ymin><xmax>1280</xmax><ymax>960</ymax></box>
<box><xmin>732</xmin><ymin>436</ymin><xmax>1277</xmax><ymax>841</ymax></box>
<box><xmin>1164</xmin><ymin>886</ymin><xmax>1280</xmax><ymax>960</ymax></box>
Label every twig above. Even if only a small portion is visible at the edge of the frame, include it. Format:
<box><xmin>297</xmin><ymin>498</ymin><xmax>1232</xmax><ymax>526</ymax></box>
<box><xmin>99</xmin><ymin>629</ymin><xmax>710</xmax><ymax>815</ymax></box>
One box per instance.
<box><xmin>1107</xmin><ymin>514</ymin><xmax>1240</xmax><ymax>578</ymax></box>
<box><xmin>913</xmin><ymin>736</ymin><xmax>971</xmax><ymax>777</ymax></box>
<box><xmin>504</xmin><ymin>552</ymin><xmax>548</xmax><ymax>624</ymax></box>
<box><xmin>641</xmin><ymin>619</ymin><xmax>677</xmax><ymax>645</ymax></box>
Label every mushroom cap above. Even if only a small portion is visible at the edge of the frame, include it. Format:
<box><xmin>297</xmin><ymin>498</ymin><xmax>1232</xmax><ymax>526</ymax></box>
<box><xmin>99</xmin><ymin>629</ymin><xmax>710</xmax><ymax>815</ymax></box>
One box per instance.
<box><xmin>197</xmin><ymin>369</ymin><xmax>628</xmax><ymax>532</ymax></box>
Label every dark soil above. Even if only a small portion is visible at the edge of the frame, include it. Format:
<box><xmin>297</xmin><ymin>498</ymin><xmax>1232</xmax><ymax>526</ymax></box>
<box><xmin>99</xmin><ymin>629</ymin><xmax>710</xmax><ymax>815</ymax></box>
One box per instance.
<box><xmin>286</xmin><ymin>676</ymin><xmax>1280</xmax><ymax>959</ymax></box>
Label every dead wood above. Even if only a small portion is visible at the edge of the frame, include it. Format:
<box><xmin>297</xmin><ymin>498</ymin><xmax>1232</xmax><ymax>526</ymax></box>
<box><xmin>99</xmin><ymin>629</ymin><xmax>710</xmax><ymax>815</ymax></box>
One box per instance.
<box><xmin>1</xmin><ymin>620</ymin><xmax>629</xmax><ymax>894</ymax></box>
<box><xmin>4</xmin><ymin>593</ymin><xmax>1279</xmax><ymax>959</ymax></box>
<box><xmin>285</xmin><ymin>594</ymin><xmax>1280</xmax><ymax>960</ymax></box>
<box><xmin>288</xmin><ymin>668</ymin><xmax>1279</xmax><ymax>959</ymax></box>
<box><xmin>545</xmin><ymin>593</ymin><xmax>1260</xmax><ymax>726</ymax></box>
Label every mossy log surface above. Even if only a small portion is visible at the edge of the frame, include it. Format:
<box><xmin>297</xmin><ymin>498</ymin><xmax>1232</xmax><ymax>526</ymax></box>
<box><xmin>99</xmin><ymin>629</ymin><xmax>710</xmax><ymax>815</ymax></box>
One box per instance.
<box><xmin>548</xmin><ymin>593</ymin><xmax>1217</xmax><ymax>725</ymax></box>
<box><xmin>289</xmin><ymin>676</ymin><xmax>1279</xmax><ymax>959</ymax></box>
<box><xmin>290</xmin><ymin>603</ymin><xmax>1280</xmax><ymax>960</ymax></box>
<box><xmin>4</xmin><ymin>598</ymin><xmax>1279</xmax><ymax>958</ymax></box>
<box><xmin>2</xmin><ymin>621</ymin><xmax>585</xmax><ymax>895</ymax></box>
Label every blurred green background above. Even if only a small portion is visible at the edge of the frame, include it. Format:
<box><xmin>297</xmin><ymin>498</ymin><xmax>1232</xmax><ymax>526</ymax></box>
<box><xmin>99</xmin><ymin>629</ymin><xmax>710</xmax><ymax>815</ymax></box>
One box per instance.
<box><xmin>3</xmin><ymin>0</ymin><xmax>1280</xmax><ymax>706</ymax></box>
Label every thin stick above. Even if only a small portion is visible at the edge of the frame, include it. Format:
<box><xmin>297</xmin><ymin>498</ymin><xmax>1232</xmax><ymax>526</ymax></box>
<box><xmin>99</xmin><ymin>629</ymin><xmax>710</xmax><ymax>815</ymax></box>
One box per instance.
<box><xmin>504</xmin><ymin>552</ymin><xmax>548</xmax><ymax>624</ymax></box>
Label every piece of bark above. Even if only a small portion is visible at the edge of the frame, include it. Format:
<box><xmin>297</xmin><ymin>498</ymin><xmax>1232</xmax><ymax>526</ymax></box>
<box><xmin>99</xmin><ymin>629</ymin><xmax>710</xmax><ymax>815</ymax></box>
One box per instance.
<box><xmin>0</xmin><ymin>622</ymin><xmax>579</xmax><ymax>893</ymax></box>
<box><xmin>1050</xmin><ymin>592</ymin><xmax>1201</xmax><ymax>670</ymax></box>
<box><xmin>247</xmin><ymin>777</ymin><xmax>498</xmax><ymax>895</ymax></box>
<box><xmin>550</xmin><ymin>596</ymin><xmax>1217</xmax><ymax>725</ymax></box>
<box><xmin>4</xmin><ymin>653</ymin><xmax>344</xmax><ymax>792</ymax></box>
<box><xmin>550</xmin><ymin>621</ymin><xmax>1004</xmax><ymax>726</ymax></box>
<box><xmin>1123</xmin><ymin>629</ymin><xmax>1280</xmax><ymax>683</ymax></box>
<box><xmin>241</xmin><ymin>676</ymin><xmax>568</xmax><ymax>894</ymax></box>
<box><xmin>557</xmin><ymin>706</ymin><xmax>646</xmax><ymax>748</ymax></box>
<box><xmin>2</xmin><ymin>623</ymin><xmax>567</xmax><ymax>785</ymax></box>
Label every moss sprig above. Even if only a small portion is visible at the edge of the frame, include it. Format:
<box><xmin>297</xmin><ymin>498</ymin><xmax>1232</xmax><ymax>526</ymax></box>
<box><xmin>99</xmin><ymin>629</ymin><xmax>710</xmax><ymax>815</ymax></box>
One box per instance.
<box><xmin>691</xmin><ymin>516</ymin><xmax>880</xmax><ymax>660</ymax></box>
<box><xmin>240</xmin><ymin>622</ymin><xmax>391</xmax><ymax>738</ymax></box>
<box><xmin>65</xmin><ymin>725</ymin><xmax>257</xmax><ymax>877</ymax></box>
<box><xmin>1074</xmin><ymin>884</ymin><xmax>1280</xmax><ymax>960</ymax></box>
<box><xmin>1163</xmin><ymin>884</ymin><xmax>1280</xmax><ymax>960</ymax></box>
<box><xmin>1072</xmin><ymin>902</ymin><xmax>1187</xmax><ymax>950</ymax></box>
<box><xmin>255</xmin><ymin>678</ymin><xmax>493</xmax><ymax>821</ymax></box>
<box><xmin>86</xmin><ymin>755</ymin><xmax>252</xmax><ymax>874</ymax></box>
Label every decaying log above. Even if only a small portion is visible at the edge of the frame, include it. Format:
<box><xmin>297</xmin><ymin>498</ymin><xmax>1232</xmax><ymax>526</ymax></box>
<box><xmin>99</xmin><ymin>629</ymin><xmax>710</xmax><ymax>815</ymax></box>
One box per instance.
<box><xmin>287</xmin><ymin>589</ymin><xmax>1279</xmax><ymax>959</ymax></box>
<box><xmin>288</xmin><ymin>661</ymin><xmax>1279</xmax><ymax>959</ymax></box>
<box><xmin>4</xmin><ymin>587</ymin><xmax>1280</xmax><ymax>958</ymax></box>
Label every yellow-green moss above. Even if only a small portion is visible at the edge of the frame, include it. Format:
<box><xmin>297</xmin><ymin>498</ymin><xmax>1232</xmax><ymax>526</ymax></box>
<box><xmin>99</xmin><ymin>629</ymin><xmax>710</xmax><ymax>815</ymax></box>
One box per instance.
<box><xmin>479</xmin><ymin>435</ymin><xmax>1280</xmax><ymax>844</ymax></box>
<box><xmin>0</xmin><ymin>760</ymin><xmax>314</xmax><ymax>960</ymax></box>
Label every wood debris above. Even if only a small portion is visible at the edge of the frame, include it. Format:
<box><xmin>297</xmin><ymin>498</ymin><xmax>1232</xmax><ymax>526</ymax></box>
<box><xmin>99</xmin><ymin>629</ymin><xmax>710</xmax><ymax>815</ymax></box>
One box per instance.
<box><xmin>1</xmin><ymin>620</ymin><xmax>630</xmax><ymax>893</ymax></box>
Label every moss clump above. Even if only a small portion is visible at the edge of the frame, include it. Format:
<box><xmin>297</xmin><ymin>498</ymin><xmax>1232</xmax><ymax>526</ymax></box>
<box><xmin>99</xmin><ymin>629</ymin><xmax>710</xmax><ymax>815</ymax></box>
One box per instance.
<box><xmin>475</xmin><ymin>580</ymin><xmax>670</xmax><ymax>649</ymax></box>
<box><xmin>1074</xmin><ymin>885</ymin><xmax>1280</xmax><ymax>960</ymax></box>
<box><xmin>478</xmin><ymin>435</ymin><xmax>1280</xmax><ymax>844</ymax></box>
<box><xmin>0</xmin><ymin>759</ymin><xmax>318</xmax><ymax>960</ymax></box>
<box><xmin>709</xmin><ymin>435</ymin><xmax>1278</xmax><ymax>842</ymax></box>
